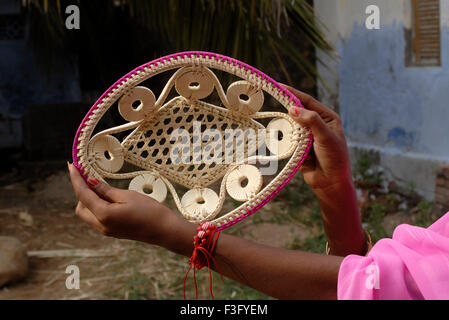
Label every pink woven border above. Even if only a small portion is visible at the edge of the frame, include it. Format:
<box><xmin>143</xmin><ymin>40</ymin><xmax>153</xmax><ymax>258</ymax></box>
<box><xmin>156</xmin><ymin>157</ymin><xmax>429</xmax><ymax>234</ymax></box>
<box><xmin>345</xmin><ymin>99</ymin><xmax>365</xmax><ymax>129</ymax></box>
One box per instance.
<box><xmin>72</xmin><ymin>51</ymin><xmax>313</xmax><ymax>228</ymax></box>
<box><xmin>216</xmin><ymin>139</ymin><xmax>312</xmax><ymax>230</ymax></box>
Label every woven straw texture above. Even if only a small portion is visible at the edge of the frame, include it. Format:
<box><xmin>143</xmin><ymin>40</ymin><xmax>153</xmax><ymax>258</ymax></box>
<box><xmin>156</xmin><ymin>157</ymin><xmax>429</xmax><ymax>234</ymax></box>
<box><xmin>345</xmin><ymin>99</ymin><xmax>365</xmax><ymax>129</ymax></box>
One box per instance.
<box><xmin>72</xmin><ymin>51</ymin><xmax>313</xmax><ymax>230</ymax></box>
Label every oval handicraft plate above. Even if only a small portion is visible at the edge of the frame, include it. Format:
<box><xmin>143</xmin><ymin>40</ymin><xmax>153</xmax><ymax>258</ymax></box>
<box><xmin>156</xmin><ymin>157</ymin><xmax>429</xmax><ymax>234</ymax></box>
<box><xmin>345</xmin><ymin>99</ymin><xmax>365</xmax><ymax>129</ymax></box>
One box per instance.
<box><xmin>72</xmin><ymin>51</ymin><xmax>313</xmax><ymax>230</ymax></box>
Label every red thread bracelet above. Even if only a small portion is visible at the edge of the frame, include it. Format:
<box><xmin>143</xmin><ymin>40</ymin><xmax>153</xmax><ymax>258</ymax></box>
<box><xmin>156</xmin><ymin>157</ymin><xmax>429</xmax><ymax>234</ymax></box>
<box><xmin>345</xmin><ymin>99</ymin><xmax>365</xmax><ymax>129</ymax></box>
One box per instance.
<box><xmin>184</xmin><ymin>222</ymin><xmax>224</xmax><ymax>299</ymax></box>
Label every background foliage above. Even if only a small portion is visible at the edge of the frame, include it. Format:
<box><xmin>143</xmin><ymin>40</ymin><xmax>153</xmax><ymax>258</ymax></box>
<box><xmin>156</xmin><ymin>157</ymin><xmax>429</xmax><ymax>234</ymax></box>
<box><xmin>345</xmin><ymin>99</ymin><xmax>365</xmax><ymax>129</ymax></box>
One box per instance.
<box><xmin>22</xmin><ymin>0</ymin><xmax>332</xmax><ymax>89</ymax></box>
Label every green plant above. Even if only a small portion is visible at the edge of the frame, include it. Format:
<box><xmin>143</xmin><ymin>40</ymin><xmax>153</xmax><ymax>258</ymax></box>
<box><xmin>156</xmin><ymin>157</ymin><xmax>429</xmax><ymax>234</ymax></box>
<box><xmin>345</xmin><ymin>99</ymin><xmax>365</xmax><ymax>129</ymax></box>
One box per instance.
<box><xmin>405</xmin><ymin>180</ymin><xmax>418</xmax><ymax>198</ymax></box>
<box><xmin>414</xmin><ymin>200</ymin><xmax>433</xmax><ymax>227</ymax></box>
<box><xmin>417</xmin><ymin>200</ymin><xmax>432</xmax><ymax>212</ymax></box>
<box><xmin>385</xmin><ymin>193</ymin><xmax>400</xmax><ymax>209</ymax></box>
<box><xmin>363</xmin><ymin>202</ymin><xmax>388</xmax><ymax>242</ymax></box>
<box><xmin>354</xmin><ymin>152</ymin><xmax>373</xmax><ymax>176</ymax></box>
<box><xmin>354</xmin><ymin>151</ymin><xmax>383</xmax><ymax>189</ymax></box>
<box><xmin>285</xmin><ymin>201</ymin><xmax>325</xmax><ymax>253</ymax></box>
<box><xmin>23</xmin><ymin>0</ymin><xmax>333</xmax><ymax>87</ymax></box>
<box><xmin>290</xmin><ymin>232</ymin><xmax>326</xmax><ymax>253</ymax></box>
<box><xmin>124</xmin><ymin>271</ymin><xmax>152</xmax><ymax>300</ymax></box>
<box><xmin>277</xmin><ymin>177</ymin><xmax>318</xmax><ymax>225</ymax></box>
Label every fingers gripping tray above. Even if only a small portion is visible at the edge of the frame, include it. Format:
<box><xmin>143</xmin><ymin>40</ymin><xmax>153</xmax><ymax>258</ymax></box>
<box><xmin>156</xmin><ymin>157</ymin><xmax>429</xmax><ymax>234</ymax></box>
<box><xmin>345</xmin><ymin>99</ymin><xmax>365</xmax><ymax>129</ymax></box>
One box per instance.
<box><xmin>72</xmin><ymin>51</ymin><xmax>313</xmax><ymax>230</ymax></box>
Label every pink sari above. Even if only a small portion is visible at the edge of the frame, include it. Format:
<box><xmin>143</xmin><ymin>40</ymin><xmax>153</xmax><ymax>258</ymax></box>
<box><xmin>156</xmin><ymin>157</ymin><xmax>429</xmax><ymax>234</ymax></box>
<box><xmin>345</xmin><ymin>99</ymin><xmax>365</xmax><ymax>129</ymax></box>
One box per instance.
<box><xmin>338</xmin><ymin>212</ymin><xmax>449</xmax><ymax>300</ymax></box>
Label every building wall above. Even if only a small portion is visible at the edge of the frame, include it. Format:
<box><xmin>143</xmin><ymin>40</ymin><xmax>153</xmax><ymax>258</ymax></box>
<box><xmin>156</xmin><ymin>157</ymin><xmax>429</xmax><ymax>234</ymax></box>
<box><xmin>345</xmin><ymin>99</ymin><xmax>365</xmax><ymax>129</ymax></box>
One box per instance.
<box><xmin>0</xmin><ymin>0</ymin><xmax>81</xmax><ymax>148</ymax></box>
<box><xmin>315</xmin><ymin>0</ymin><xmax>449</xmax><ymax>200</ymax></box>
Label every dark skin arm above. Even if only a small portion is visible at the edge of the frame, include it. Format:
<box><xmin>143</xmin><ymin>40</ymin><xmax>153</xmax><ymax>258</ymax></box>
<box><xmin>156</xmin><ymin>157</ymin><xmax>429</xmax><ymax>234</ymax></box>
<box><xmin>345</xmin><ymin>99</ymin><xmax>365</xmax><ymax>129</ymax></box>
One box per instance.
<box><xmin>68</xmin><ymin>88</ymin><xmax>364</xmax><ymax>299</ymax></box>
<box><xmin>285</xmin><ymin>86</ymin><xmax>366</xmax><ymax>256</ymax></box>
<box><xmin>69</xmin><ymin>164</ymin><xmax>342</xmax><ymax>299</ymax></box>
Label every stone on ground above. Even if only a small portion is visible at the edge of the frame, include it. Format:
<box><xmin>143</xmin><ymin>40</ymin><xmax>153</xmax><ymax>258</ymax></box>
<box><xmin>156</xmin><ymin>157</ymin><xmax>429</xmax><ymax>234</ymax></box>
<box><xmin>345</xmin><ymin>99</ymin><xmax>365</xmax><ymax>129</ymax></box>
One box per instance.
<box><xmin>0</xmin><ymin>236</ymin><xmax>28</xmax><ymax>287</ymax></box>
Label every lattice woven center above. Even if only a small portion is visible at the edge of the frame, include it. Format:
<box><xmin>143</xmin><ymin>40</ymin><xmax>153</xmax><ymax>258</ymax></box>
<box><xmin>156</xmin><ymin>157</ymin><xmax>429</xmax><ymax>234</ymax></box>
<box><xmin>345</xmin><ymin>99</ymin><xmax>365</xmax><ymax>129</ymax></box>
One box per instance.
<box><xmin>123</xmin><ymin>97</ymin><xmax>264</xmax><ymax>189</ymax></box>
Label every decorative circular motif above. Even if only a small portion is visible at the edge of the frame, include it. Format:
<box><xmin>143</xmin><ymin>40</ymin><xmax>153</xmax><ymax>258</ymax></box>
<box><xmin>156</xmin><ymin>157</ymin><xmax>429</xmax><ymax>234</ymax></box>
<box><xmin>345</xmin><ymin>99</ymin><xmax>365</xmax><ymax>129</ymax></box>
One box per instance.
<box><xmin>118</xmin><ymin>86</ymin><xmax>156</xmax><ymax>122</ymax></box>
<box><xmin>73</xmin><ymin>51</ymin><xmax>313</xmax><ymax>231</ymax></box>
<box><xmin>175</xmin><ymin>67</ymin><xmax>215</xmax><ymax>100</ymax></box>
<box><xmin>181</xmin><ymin>188</ymin><xmax>219</xmax><ymax>220</ymax></box>
<box><xmin>128</xmin><ymin>174</ymin><xmax>167</xmax><ymax>202</ymax></box>
<box><xmin>266</xmin><ymin>118</ymin><xmax>294</xmax><ymax>155</ymax></box>
<box><xmin>226</xmin><ymin>80</ymin><xmax>264</xmax><ymax>115</ymax></box>
<box><xmin>226</xmin><ymin>165</ymin><xmax>263</xmax><ymax>201</ymax></box>
<box><xmin>89</xmin><ymin>135</ymin><xmax>124</xmax><ymax>173</ymax></box>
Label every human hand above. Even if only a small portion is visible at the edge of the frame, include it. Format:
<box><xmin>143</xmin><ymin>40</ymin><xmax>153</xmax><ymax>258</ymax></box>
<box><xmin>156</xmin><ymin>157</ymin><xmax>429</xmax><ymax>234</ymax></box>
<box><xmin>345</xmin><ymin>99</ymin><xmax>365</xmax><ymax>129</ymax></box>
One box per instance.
<box><xmin>67</xmin><ymin>163</ymin><xmax>189</xmax><ymax>248</ymax></box>
<box><xmin>285</xmin><ymin>86</ymin><xmax>352</xmax><ymax>192</ymax></box>
<box><xmin>285</xmin><ymin>86</ymin><xmax>365</xmax><ymax>256</ymax></box>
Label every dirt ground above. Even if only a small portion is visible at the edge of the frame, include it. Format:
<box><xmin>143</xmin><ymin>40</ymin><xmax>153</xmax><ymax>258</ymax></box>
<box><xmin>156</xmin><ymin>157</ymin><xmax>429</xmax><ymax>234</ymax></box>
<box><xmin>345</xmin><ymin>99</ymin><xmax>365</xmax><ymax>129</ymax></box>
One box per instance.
<box><xmin>1</xmin><ymin>162</ymin><xmax>445</xmax><ymax>300</ymax></box>
<box><xmin>0</xmin><ymin>169</ymin><xmax>310</xmax><ymax>300</ymax></box>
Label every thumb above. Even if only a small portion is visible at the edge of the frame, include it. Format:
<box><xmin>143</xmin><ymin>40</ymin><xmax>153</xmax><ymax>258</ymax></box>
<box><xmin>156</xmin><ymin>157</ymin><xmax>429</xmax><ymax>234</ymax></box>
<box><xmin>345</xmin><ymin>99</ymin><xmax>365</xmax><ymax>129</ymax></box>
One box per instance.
<box><xmin>289</xmin><ymin>106</ymin><xmax>335</xmax><ymax>144</ymax></box>
<box><xmin>87</xmin><ymin>177</ymin><xmax>122</xmax><ymax>203</ymax></box>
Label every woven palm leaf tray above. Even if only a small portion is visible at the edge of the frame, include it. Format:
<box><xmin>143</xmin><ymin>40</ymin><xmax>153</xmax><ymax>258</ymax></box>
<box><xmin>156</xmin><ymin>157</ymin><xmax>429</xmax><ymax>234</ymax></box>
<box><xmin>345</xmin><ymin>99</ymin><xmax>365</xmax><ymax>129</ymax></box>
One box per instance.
<box><xmin>72</xmin><ymin>51</ymin><xmax>313</xmax><ymax>230</ymax></box>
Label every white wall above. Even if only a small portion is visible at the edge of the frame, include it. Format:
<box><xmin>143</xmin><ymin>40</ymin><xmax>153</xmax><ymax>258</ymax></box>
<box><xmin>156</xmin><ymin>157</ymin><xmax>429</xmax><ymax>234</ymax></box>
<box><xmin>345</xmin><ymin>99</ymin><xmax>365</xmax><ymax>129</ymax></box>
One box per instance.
<box><xmin>315</xmin><ymin>0</ymin><xmax>449</xmax><ymax>199</ymax></box>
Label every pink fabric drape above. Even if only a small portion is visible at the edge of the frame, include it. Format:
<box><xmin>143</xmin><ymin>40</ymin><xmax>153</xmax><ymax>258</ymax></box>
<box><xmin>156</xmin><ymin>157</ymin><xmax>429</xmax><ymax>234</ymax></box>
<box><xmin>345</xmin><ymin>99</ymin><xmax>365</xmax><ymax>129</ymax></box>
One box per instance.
<box><xmin>338</xmin><ymin>212</ymin><xmax>449</xmax><ymax>300</ymax></box>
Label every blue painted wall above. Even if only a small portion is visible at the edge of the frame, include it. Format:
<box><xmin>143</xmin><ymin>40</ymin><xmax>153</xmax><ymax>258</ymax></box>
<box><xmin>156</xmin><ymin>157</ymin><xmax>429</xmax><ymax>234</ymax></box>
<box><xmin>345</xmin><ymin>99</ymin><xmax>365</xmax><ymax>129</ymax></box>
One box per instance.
<box><xmin>314</xmin><ymin>0</ymin><xmax>449</xmax><ymax>199</ymax></box>
<box><xmin>340</xmin><ymin>22</ymin><xmax>449</xmax><ymax>159</ymax></box>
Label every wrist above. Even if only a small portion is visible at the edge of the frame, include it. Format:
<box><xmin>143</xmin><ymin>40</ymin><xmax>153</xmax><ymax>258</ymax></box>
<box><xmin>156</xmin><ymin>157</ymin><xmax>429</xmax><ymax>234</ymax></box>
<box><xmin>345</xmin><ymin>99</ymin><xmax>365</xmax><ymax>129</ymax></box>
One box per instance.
<box><xmin>156</xmin><ymin>210</ymin><xmax>196</xmax><ymax>256</ymax></box>
<box><xmin>312</xmin><ymin>176</ymin><xmax>356</xmax><ymax>204</ymax></box>
<box><xmin>311</xmin><ymin>177</ymin><xmax>366</xmax><ymax>256</ymax></box>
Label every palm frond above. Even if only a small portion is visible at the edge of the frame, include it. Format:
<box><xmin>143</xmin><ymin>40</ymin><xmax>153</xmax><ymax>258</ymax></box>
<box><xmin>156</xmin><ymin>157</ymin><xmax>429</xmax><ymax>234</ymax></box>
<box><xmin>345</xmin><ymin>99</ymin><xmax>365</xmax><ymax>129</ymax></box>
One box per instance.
<box><xmin>22</xmin><ymin>0</ymin><xmax>333</xmax><ymax>88</ymax></box>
